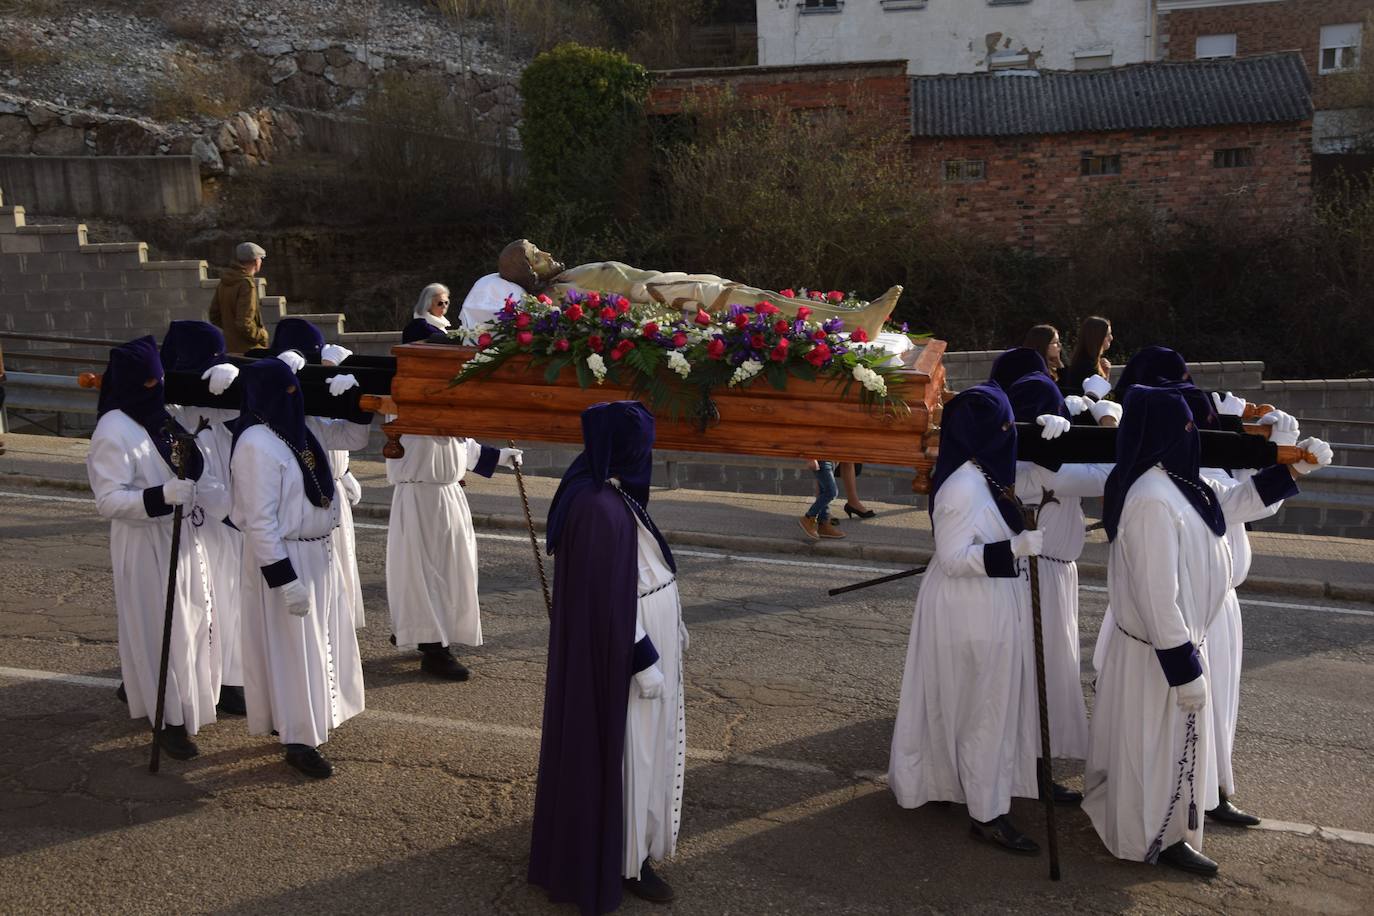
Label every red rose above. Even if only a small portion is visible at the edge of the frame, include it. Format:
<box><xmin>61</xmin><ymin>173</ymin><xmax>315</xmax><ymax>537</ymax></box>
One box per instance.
<box><xmin>587</xmin><ymin>291</ymin><xmax>602</xmax><ymax>307</ymax></box>
<box><xmin>805</xmin><ymin>343</ymin><xmax>831</xmax><ymax>366</ymax></box>
<box><xmin>827</xmin><ymin>290</ymin><xmax>844</xmax><ymax>303</ymax></box>
<box><xmin>707</xmin><ymin>339</ymin><xmax>726</xmax><ymax>359</ymax></box>
<box><xmin>600</xmin><ymin>307</ymin><xmax>617</xmax><ymax>321</ymax></box>
<box><xmin>755</xmin><ymin>302</ymin><xmax>779</xmax><ymax>316</ymax></box>
<box><xmin>615</xmin><ymin>296</ymin><xmax>631</xmax><ymax>314</ymax></box>
<box><xmin>516</xmin><ymin>331</ymin><xmax>534</xmax><ymax>346</ymax></box>
<box><xmin>774</xmin><ymin>320</ymin><xmax>789</xmax><ymax>334</ymax></box>
<box><xmin>501</xmin><ymin>300</ymin><xmax>516</xmax><ymax>316</ymax></box>
<box><xmin>733</xmin><ymin>313</ymin><xmax>750</xmax><ymax>329</ymax></box>
<box><xmin>810</xmin><ymin>290</ymin><xmax>825</xmax><ymax>301</ymax></box>
<box><xmin>477</xmin><ymin>333</ymin><xmax>493</xmax><ymax>348</ymax></box>
<box><xmin>536</xmin><ymin>294</ymin><xmax>553</xmax><ymax>306</ymax></box>
<box><xmin>515</xmin><ymin>312</ymin><xmax>531</xmax><ymax>329</ymax></box>
<box><xmin>694</xmin><ymin>310</ymin><xmax>713</xmax><ymax>327</ymax></box>
<box><xmin>589</xmin><ymin>335</ymin><xmax>604</xmax><ymax>351</ymax></box>
<box><xmin>770</xmin><ymin>339</ymin><xmax>790</xmax><ymax>362</ymax></box>
<box><xmin>813</xmin><ymin>330</ymin><xmax>827</xmax><ymax>341</ymax></box>
<box><xmin>564</xmin><ymin>303</ymin><xmax>584</xmax><ymax>321</ymax></box>
<box><xmin>642</xmin><ymin>321</ymin><xmax>659</xmax><ymax>338</ymax></box>
<box><xmin>779</xmin><ymin>288</ymin><xmax>795</xmax><ymax>299</ymax></box>
<box><xmin>554</xmin><ymin>338</ymin><xmax>570</xmax><ymax>352</ymax></box>
<box><xmin>750</xmin><ymin>333</ymin><xmax>766</xmax><ymax>349</ymax></box>
<box><xmin>611</xmin><ymin>340</ymin><xmax>635</xmax><ymax>361</ymax></box>
<box><xmin>796</xmin><ymin>306</ymin><xmax>812</xmax><ymax>321</ymax></box>
<box><xmin>672</xmin><ymin>332</ymin><xmax>687</xmax><ymax>348</ymax></box>
<box><xmin>851</xmin><ymin>327</ymin><xmax>869</xmax><ymax>343</ymax></box>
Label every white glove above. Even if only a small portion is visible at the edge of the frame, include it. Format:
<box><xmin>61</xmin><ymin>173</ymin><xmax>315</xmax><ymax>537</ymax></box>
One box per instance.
<box><xmin>1175</xmin><ymin>673</ymin><xmax>1209</xmax><ymax>713</ymax></box>
<box><xmin>1082</xmin><ymin>375</ymin><xmax>1112</xmax><ymax>400</ymax></box>
<box><xmin>1293</xmin><ymin>437</ymin><xmax>1333</xmax><ymax>475</ymax></box>
<box><xmin>195</xmin><ymin>481</ymin><xmax>231</xmax><ymax>519</ymax></box>
<box><xmin>279</xmin><ymin>579</ymin><xmax>311</xmax><ymax>617</ymax></box>
<box><xmin>678</xmin><ymin>617</ymin><xmax>690</xmax><ymax>653</ymax></box>
<box><xmin>1212</xmin><ymin>391</ymin><xmax>1247</xmax><ymax>417</ymax></box>
<box><xmin>1036</xmin><ymin>414</ymin><xmax>1071</xmax><ymax>440</ymax></box>
<box><xmin>1063</xmin><ymin>395</ymin><xmax>1089</xmax><ymax>417</ymax></box>
<box><xmin>1258</xmin><ymin>409</ymin><xmax>1299</xmax><ymax>447</ymax></box>
<box><xmin>341</xmin><ymin>471</ymin><xmax>362</xmax><ymax>506</ymax></box>
<box><xmin>200</xmin><ymin>362</ymin><xmax>239</xmax><ymax>396</ymax></box>
<box><xmin>327</xmin><ymin>374</ymin><xmax>359</xmax><ymax>397</ymax></box>
<box><xmin>162</xmin><ymin>478</ymin><xmax>195</xmax><ymax>506</ymax></box>
<box><xmin>276</xmin><ymin>350</ymin><xmax>306</xmax><ymax>373</ymax></box>
<box><xmin>320</xmin><ymin>344</ymin><xmax>352</xmax><ymax>366</ymax></box>
<box><xmin>1090</xmin><ymin>399</ymin><xmax>1123</xmax><ymax>425</ymax></box>
<box><xmin>1010</xmin><ymin>529</ymin><xmax>1043</xmax><ymax>558</ymax></box>
<box><xmin>498</xmin><ymin>447</ymin><xmax>523</xmax><ymax>469</ymax></box>
<box><xmin>634</xmin><ymin>665</ymin><xmax>665</xmax><ymax>700</ymax></box>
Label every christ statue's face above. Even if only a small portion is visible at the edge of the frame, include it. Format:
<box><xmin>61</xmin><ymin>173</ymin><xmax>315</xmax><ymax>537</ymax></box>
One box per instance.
<box><xmin>526</xmin><ymin>244</ymin><xmax>565</xmax><ymax>286</ymax></box>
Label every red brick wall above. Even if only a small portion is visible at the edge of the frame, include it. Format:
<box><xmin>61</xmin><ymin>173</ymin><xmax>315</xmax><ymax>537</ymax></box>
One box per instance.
<box><xmin>1161</xmin><ymin>0</ymin><xmax>1373</xmax><ymax>107</ymax></box>
<box><xmin>913</xmin><ymin>121</ymin><xmax>1313</xmax><ymax>251</ymax></box>
<box><xmin>647</xmin><ymin>61</ymin><xmax>909</xmax><ymax>120</ymax></box>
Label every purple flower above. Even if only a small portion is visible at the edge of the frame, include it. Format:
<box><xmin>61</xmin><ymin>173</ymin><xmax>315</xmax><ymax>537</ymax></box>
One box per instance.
<box><xmin>822</xmin><ymin>317</ymin><xmax>845</xmax><ymax>334</ymax></box>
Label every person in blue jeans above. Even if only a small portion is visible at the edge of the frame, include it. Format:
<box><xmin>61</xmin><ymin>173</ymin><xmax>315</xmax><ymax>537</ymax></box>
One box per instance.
<box><xmin>800</xmin><ymin>459</ymin><xmax>844</xmax><ymax>539</ymax></box>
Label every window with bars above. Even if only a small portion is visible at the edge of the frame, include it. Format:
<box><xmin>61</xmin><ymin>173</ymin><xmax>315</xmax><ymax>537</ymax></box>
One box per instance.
<box><xmin>1080</xmin><ymin>154</ymin><xmax>1121</xmax><ymax>177</ymax></box>
<box><xmin>943</xmin><ymin>159</ymin><xmax>986</xmax><ymax>182</ymax></box>
<box><xmin>1213</xmin><ymin>148</ymin><xmax>1255</xmax><ymax>169</ymax></box>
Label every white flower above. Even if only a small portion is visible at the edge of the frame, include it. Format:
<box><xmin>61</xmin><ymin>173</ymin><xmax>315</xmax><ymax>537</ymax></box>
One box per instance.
<box><xmin>729</xmin><ymin>359</ymin><xmax>764</xmax><ymax>387</ymax></box>
<box><xmin>853</xmin><ymin>364</ymin><xmax>888</xmax><ymax>396</ymax></box>
<box><xmin>586</xmin><ymin>353</ymin><xmax>607</xmax><ymax>383</ymax></box>
<box><xmin>667</xmin><ymin>350</ymin><xmax>692</xmax><ymax>379</ymax></box>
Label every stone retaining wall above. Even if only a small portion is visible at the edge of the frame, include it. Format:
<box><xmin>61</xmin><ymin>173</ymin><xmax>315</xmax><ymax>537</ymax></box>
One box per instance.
<box><xmin>0</xmin><ymin>155</ymin><xmax>201</xmax><ymax>220</ymax></box>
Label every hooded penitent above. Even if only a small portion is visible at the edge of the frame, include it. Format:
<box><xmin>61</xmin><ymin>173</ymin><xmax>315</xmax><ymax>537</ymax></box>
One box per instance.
<box><xmin>230</xmin><ymin>358</ymin><xmax>334</xmax><ymax>507</ymax></box>
<box><xmin>988</xmin><ymin>347</ymin><xmax>1051</xmax><ymax>393</ymax></box>
<box><xmin>930</xmin><ymin>383</ymin><xmax>1024</xmax><ymax>534</ymax></box>
<box><xmin>1102</xmin><ymin>385</ymin><xmax>1225</xmax><ymax>542</ymax></box>
<box><xmin>1007</xmin><ymin>371</ymin><xmax>1072</xmax><ymax>471</ymax></box>
<box><xmin>161</xmin><ymin>320</ymin><xmax>229</xmax><ymax>375</ymax></box>
<box><xmin>1113</xmin><ymin>346</ymin><xmax>1221</xmax><ymax>432</ymax></box>
<box><xmin>99</xmin><ymin>335</ymin><xmax>203</xmax><ymax>481</ymax></box>
<box><xmin>529</xmin><ymin>400</ymin><xmax>666</xmax><ymax>916</ymax></box>
<box><xmin>269</xmin><ymin>318</ymin><xmax>327</xmax><ymax>365</ymax></box>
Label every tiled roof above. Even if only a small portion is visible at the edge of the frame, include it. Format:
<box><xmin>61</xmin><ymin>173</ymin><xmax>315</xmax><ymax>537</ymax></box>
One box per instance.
<box><xmin>910</xmin><ymin>53</ymin><xmax>1312</xmax><ymax>138</ymax></box>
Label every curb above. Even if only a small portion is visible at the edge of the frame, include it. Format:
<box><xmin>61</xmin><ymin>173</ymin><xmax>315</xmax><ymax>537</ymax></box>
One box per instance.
<box><xmin>6</xmin><ymin>472</ymin><xmax>1373</xmax><ymax>605</ymax></box>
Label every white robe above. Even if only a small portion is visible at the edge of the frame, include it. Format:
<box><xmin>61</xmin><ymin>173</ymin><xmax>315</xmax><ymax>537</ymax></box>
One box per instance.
<box><xmin>308</xmin><ymin>417</ymin><xmax>366</xmax><ymax>630</ymax></box>
<box><xmin>1083</xmin><ymin>467</ymin><xmax>1277</xmax><ymax>861</ymax></box>
<box><xmin>1202</xmin><ymin>467</ymin><xmax>1282</xmax><ymax>798</ymax></box>
<box><xmin>623</xmin><ymin>514</ymin><xmax>687</xmax><ymax>878</ymax></box>
<box><xmin>170</xmin><ymin>404</ymin><xmax>245</xmax><ymax>686</ymax></box>
<box><xmin>888</xmin><ymin>461</ymin><xmax>1038</xmax><ymax>823</ymax></box>
<box><xmin>1014</xmin><ymin>460</ymin><xmax>1110</xmax><ymax>760</ymax></box>
<box><xmin>385</xmin><ymin>435</ymin><xmax>490</xmax><ymax>649</ymax></box>
<box><xmin>87</xmin><ymin>410</ymin><xmax>223</xmax><ymax>733</ymax></box>
<box><xmin>231</xmin><ymin>419</ymin><xmax>371</xmax><ymax>747</ymax></box>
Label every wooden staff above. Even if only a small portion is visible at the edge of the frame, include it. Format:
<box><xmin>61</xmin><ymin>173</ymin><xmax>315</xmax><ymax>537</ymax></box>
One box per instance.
<box><xmin>509</xmin><ymin>439</ymin><xmax>551</xmax><ymax>617</ymax></box>
<box><xmin>827</xmin><ymin>565</ymin><xmax>926</xmax><ymax>597</ymax></box>
<box><xmin>1025</xmin><ymin>488</ymin><xmax>1062</xmax><ymax>881</ymax></box>
<box><xmin>150</xmin><ymin>417</ymin><xmax>209</xmax><ymax>774</ymax></box>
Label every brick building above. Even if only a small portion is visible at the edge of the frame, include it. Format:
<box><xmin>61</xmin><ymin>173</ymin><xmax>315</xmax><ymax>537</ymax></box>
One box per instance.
<box><xmin>910</xmin><ymin>54</ymin><xmax>1314</xmax><ymax>249</ymax></box>
<box><xmin>645</xmin><ymin>59</ymin><xmax>909</xmax><ymax>121</ymax></box>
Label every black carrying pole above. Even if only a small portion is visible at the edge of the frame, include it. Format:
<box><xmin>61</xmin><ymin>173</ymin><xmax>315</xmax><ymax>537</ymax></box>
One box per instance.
<box><xmin>827</xmin><ymin>565</ymin><xmax>927</xmax><ymax>597</ymax></box>
<box><xmin>149</xmin><ymin>418</ymin><xmax>209</xmax><ymax>773</ymax></box>
<box><xmin>1025</xmin><ymin>489</ymin><xmax>1062</xmax><ymax>880</ymax></box>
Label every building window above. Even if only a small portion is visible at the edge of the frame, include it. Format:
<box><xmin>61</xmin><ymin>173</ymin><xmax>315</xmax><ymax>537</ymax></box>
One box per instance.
<box><xmin>1081</xmin><ymin>154</ymin><xmax>1121</xmax><ymax>177</ymax></box>
<box><xmin>943</xmin><ymin>159</ymin><xmax>986</xmax><ymax>182</ymax></box>
<box><xmin>1319</xmin><ymin>23</ymin><xmax>1362</xmax><ymax>73</ymax></box>
<box><xmin>880</xmin><ymin>0</ymin><xmax>926</xmax><ymax>9</ymax></box>
<box><xmin>1074</xmin><ymin>51</ymin><xmax>1113</xmax><ymax>70</ymax></box>
<box><xmin>1213</xmin><ymin>148</ymin><xmax>1255</xmax><ymax>169</ymax></box>
<box><xmin>799</xmin><ymin>0</ymin><xmax>842</xmax><ymax>12</ymax></box>
<box><xmin>989</xmin><ymin>50</ymin><xmax>1032</xmax><ymax>70</ymax></box>
<box><xmin>1195</xmin><ymin>34</ymin><xmax>1237</xmax><ymax>59</ymax></box>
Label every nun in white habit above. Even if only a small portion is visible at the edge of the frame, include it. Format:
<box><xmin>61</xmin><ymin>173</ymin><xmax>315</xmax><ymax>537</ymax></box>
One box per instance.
<box><xmin>1083</xmin><ymin>385</ymin><xmax>1326</xmax><ymax>876</ymax></box>
<box><xmin>888</xmin><ymin>384</ymin><xmax>1048</xmax><ymax>856</ymax></box>
<box><xmin>230</xmin><ymin>356</ymin><xmax>372</xmax><ymax>779</ymax></box>
<box><xmin>86</xmin><ymin>336</ymin><xmax>229</xmax><ymax>761</ymax></box>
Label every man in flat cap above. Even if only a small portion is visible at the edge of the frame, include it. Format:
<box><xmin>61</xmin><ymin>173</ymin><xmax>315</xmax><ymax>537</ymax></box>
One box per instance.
<box><xmin>210</xmin><ymin>241</ymin><xmax>269</xmax><ymax>354</ymax></box>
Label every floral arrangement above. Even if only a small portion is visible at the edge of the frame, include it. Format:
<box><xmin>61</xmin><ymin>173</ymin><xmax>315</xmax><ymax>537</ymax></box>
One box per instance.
<box><xmin>450</xmin><ymin>289</ymin><xmax>911</xmax><ymax>417</ymax></box>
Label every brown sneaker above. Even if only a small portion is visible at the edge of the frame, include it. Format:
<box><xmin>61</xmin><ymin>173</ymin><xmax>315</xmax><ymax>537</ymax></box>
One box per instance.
<box><xmin>798</xmin><ymin>515</ymin><xmax>820</xmax><ymax>539</ymax></box>
<box><xmin>818</xmin><ymin>519</ymin><xmax>846</xmax><ymax>539</ymax></box>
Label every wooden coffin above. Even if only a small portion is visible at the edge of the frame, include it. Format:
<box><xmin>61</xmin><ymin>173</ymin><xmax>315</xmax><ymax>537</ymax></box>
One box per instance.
<box><xmin>369</xmin><ymin>339</ymin><xmax>947</xmax><ymax>485</ymax></box>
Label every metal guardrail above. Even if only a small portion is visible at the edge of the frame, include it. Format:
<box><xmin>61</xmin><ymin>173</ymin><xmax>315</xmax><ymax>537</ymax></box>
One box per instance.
<box><xmin>0</xmin><ymin>332</ymin><xmax>125</xmax><ymax>347</ymax></box>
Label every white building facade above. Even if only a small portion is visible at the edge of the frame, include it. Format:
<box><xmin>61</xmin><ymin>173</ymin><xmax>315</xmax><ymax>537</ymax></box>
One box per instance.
<box><xmin>755</xmin><ymin>0</ymin><xmax>1157</xmax><ymax>74</ymax></box>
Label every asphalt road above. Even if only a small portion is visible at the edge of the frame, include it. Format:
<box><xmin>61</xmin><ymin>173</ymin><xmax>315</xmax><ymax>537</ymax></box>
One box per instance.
<box><xmin>0</xmin><ymin>485</ymin><xmax>1371</xmax><ymax>915</ymax></box>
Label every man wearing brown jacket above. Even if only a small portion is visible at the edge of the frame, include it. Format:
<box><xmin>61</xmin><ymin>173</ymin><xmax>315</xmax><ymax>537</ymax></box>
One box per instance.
<box><xmin>210</xmin><ymin>242</ymin><xmax>269</xmax><ymax>353</ymax></box>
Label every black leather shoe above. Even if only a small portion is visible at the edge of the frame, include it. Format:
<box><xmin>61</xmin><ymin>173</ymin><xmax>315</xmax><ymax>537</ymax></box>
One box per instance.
<box><xmin>843</xmin><ymin>503</ymin><xmax>877</xmax><ymax>519</ymax></box>
<box><xmin>419</xmin><ymin>644</ymin><xmax>470</xmax><ymax>681</ymax></box>
<box><xmin>115</xmin><ymin>682</ymin><xmax>127</xmax><ymax>704</ymax></box>
<box><xmin>969</xmin><ymin>815</ymin><xmax>1040</xmax><ymax>855</ymax></box>
<box><xmin>1207</xmin><ymin>796</ymin><xmax>1261</xmax><ymax>827</ymax></box>
<box><xmin>157</xmin><ymin>724</ymin><xmax>200</xmax><ymax>760</ymax></box>
<box><xmin>216</xmin><ymin>685</ymin><xmax>246</xmax><ymax>716</ymax></box>
<box><xmin>1052</xmin><ymin>782</ymin><xmax>1083</xmax><ymax>805</ymax></box>
<box><xmin>1157</xmin><ymin>840</ymin><xmax>1218</xmax><ymax>876</ymax></box>
<box><xmin>624</xmin><ymin>859</ymin><xmax>674</xmax><ymax>903</ymax></box>
<box><xmin>284</xmin><ymin>744</ymin><xmax>334</xmax><ymax>779</ymax></box>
